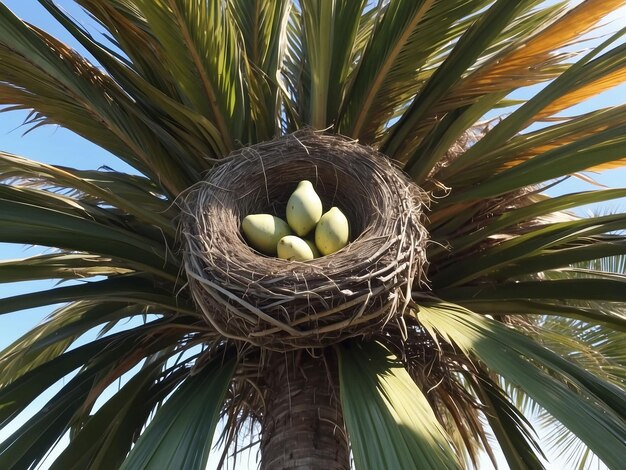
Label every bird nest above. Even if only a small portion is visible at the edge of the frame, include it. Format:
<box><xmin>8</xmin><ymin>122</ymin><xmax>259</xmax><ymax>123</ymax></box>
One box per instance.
<box><xmin>179</xmin><ymin>131</ymin><xmax>428</xmax><ymax>350</ymax></box>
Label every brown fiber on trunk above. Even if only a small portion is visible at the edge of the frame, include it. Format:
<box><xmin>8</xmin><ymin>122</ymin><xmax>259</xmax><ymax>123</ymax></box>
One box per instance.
<box><xmin>260</xmin><ymin>350</ymin><xmax>350</xmax><ymax>470</ymax></box>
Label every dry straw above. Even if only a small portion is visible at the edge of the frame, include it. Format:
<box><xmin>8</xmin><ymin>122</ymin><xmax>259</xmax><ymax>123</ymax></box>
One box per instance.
<box><xmin>179</xmin><ymin>131</ymin><xmax>428</xmax><ymax>351</ymax></box>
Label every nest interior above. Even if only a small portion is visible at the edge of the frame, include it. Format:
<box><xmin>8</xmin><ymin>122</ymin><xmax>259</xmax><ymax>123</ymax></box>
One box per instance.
<box><xmin>180</xmin><ymin>131</ymin><xmax>428</xmax><ymax>350</ymax></box>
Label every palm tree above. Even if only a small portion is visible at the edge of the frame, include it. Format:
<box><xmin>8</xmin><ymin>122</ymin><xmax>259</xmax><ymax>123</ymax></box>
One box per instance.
<box><xmin>1</xmin><ymin>0</ymin><xmax>625</xmax><ymax>468</ymax></box>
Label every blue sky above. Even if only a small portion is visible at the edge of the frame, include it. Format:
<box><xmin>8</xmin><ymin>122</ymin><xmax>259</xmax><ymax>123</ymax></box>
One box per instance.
<box><xmin>1</xmin><ymin>1</ymin><xmax>625</xmax><ymax>469</ymax></box>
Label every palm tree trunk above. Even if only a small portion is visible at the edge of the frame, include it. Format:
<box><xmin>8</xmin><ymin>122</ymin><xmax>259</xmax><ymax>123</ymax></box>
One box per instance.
<box><xmin>260</xmin><ymin>349</ymin><xmax>350</xmax><ymax>470</ymax></box>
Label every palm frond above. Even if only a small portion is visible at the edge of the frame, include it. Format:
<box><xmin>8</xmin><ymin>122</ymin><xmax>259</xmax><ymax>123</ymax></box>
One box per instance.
<box><xmin>432</xmin><ymin>213</ymin><xmax>626</xmax><ymax>287</ymax></box>
<box><xmin>339</xmin><ymin>341</ymin><xmax>460</xmax><ymax>469</ymax></box>
<box><xmin>0</xmin><ymin>151</ymin><xmax>175</xmax><ymax>233</ymax></box>
<box><xmin>0</xmin><ymin>318</ymin><xmax>207</xmax><ymax>469</ymax></box>
<box><xmin>43</xmin><ymin>2</ymin><xmax>228</xmax><ymax>165</ymax></box>
<box><xmin>416</xmin><ymin>301</ymin><xmax>626</xmax><ymax>469</ymax></box>
<box><xmin>119</xmin><ymin>354</ymin><xmax>236</xmax><ymax>470</ymax></box>
<box><xmin>438</xmin><ymin>0</ymin><xmax>625</xmax><ymax>118</ymax></box>
<box><xmin>0</xmin><ymin>4</ymin><xmax>194</xmax><ymax>195</ymax></box>
<box><xmin>50</xmin><ymin>357</ymin><xmax>188</xmax><ymax>470</ymax></box>
<box><xmin>403</xmin><ymin>2</ymin><xmax>626</xmax><ymax>181</ymax></box>
<box><xmin>294</xmin><ymin>0</ymin><xmax>367</xmax><ymax>128</ymax></box>
<box><xmin>0</xmin><ymin>197</ymin><xmax>178</xmax><ymax>280</ymax></box>
<box><xmin>436</xmin><ymin>28</ymin><xmax>626</xmax><ymax>188</ymax></box>
<box><xmin>228</xmin><ymin>0</ymin><xmax>291</xmax><ymax>140</ymax></box>
<box><xmin>0</xmin><ymin>301</ymin><xmax>142</xmax><ymax>385</ymax></box>
<box><xmin>60</xmin><ymin>0</ymin><xmax>249</xmax><ymax>151</ymax></box>
<box><xmin>0</xmin><ymin>254</ymin><xmax>132</xmax><ymax>283</ymax></box>
<box><xmin>0</xmin><ymin>276</ymin><xmax>194</xmax><ymax>317</ymax></box>
<box><xmin>382</xmin><ymin>0</ymin><xmax>548</xmax><ymax>161</ymax></box>
<box><xmin>471</xmin><ymin>371</ymin><xmax>545</xmax><ymax>470</ymax></box>
<box><xmin>429</xmin><ymin>188</ymin><xmax>626</xmax><ymax>255</ymax></box>
<box><xmin>128</xmin><ymin>0</ymin><xmax>247</xmax><ymax>147</ymax></box>
<box><xmin>532</xmin><ymin>317</ymin><xmax>626</xmax><ymax>390</ymax></box>
<box><xmin>340</xmin><ymin>0</ymin><xmax>505</xmax><ymax>142</ymax></box>
<box><xmin>496</xmin><ymin>253</ymin><xmax>626</xmax><ymax>469</ymax></box>
<box><xmin>337</xmin><ymin>0</ymin><xmax>437</xmax><ymax>137</ymax></box>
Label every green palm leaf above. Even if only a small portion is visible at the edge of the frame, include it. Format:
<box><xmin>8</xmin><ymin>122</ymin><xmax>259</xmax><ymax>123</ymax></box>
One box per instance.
<box><xmin>0</xmin><ymin>3</ymin><xmax>193</xmax><ymax>195</ymax></box>
<box><xmin>494</xmin><ymin>253</ymin><xmax>626</xmax><ymax>469</ymax></box>
<box><xmin>382</xmin><ymin>0</ymin><xmax>531</xmax><ymax>161</ymax></box>
<box><xmin>338</xmin><ymin>341</ymin><xmax>460</xmax><ymax>469</ymax></box>
<box><xmin>128</xmin><ymin>0</ymin><xmax>246</xmax><ymax>148</ymax></box>
<box><xmin>0</xmin><ymin>321</ymin><xmax>181</xmax><ymax>468</ymax></box>
<box><xmin>228</xmin><ymin>0</ymin><xmax>291</xmax><ymax>140</ymax></box>
<box><xmin>50</xmin><ymin>359</ymin><xmax>186</xmax><ymax>470</ymax></box>
<box><xmin>417</xmin><ymin>302</ymin><xmax>626</xmax><ymax>468</ymax></box>
<box><xmin>0</xmin><ymin>301</ymin><xmax>137</xmax><ymax>384</ymax></box>
<box><xmin>119</xmin><ymin>354</ymin><xmax>236</xmax><ymax>470</ymax></box>
<box><xmin>471</xmin><ymin>370</ymin><xmax>545</xmax><ymax>470</ymax></box>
